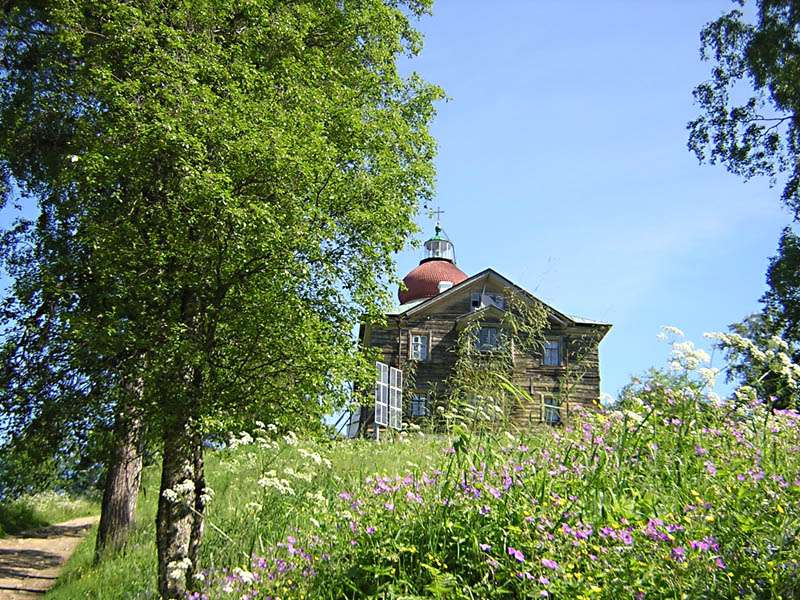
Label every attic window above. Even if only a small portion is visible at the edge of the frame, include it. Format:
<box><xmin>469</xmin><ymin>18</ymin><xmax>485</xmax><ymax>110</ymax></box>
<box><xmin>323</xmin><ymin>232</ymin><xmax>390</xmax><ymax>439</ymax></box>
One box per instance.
<box><xmin>470</xmin><ymin>292</ymin><xmax>506</xmax><ymax>311</ymax></box>
<box><xmin>471</xmin><ymin>292</ymin><xmax>481</xmax><ymax>309</ymax></box>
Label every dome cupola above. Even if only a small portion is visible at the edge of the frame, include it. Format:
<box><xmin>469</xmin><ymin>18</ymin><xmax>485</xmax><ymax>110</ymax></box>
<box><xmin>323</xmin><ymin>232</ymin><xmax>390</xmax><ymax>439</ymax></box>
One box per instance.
<box><xmin>399</xmin><ymin>220</ymin><xmax>468</xmax><ymax>304</ymax></box>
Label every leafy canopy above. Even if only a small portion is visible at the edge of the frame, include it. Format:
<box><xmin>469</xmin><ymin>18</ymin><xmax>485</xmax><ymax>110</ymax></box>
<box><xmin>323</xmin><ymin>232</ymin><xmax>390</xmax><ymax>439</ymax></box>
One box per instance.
<box><xmin>689</xmin><ymin>0</ymin><xmax>800</xmax><ymax>215</ymax></box>
<box><xmin>0</xmin><ymin>0</ymin><xmax>443</xmax><ymax>470</ymax></box>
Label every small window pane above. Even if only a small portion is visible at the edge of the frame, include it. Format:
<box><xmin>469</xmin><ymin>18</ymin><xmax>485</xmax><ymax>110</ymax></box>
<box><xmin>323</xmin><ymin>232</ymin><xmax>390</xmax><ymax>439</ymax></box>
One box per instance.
<box><xmin>544</xmin><ymin>341</ymin><xmax>561</xmax><ymax>366</ymax></box>
<box><xmin>411</xmin><ymin>334</ymin><xmax>429</xmax><ymax>361</ymax></box>
<box><xmin>475</xmin><ymin>327</ymin><xmax>498</xmax><ymax>351</ymax></box>
<box><xmin>543</xmin><ymin>397</ymin><xmax>561</xmax><ymax>425</ymax></box>
<box><xmin>411</xmin><ymin>394</ymin><xmax>428</xmax><ymax>417</ymax></box>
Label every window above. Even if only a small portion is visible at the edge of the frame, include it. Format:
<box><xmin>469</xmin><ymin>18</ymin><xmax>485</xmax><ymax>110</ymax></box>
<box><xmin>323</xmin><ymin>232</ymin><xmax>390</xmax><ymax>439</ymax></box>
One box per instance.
<box><xmin>543</xmin><ymin>396</ymin><xmax>561</xmax><ymax>425</ymax></box>
<box><xmin>374</xmin><ymin>362</ymin><xmax>389</xmax><ymax>426</ymax></box>
<box><xmin>389</xmin><ymin>367</ymin><xmax>403</xmax><ymax>429</ymax></box>
<box><xmin>411</xmin><ymin>393</ymin><xmax>428</xmax><ymax>417</ymax></box>
<box><xmin>475</xmin><ymin>326</ymin><xmax>499</xmax><ymax>351</ymax></box>
<box><xmin>543</xmin><ymin>340</ymin><xmax>561</xmax><ymax>366</ymax></box>
<box><xmin>486</xmin><ymin>293</ymin><xmax>506</xmax><ymax>310</ymax></box>
<box><xmin>471</xmin><ymin>292</ymin><xmax>482</xmax><ymax>309</ymax></box>
<box><xmin>410</xmin><ymin>333</ymin><xmax>429</xmax><ymax>361</ymax></box>
<box><xmin>470</xmin><ymin>292</ymin><xmax>506</xmax><ymax>311</ymax></box>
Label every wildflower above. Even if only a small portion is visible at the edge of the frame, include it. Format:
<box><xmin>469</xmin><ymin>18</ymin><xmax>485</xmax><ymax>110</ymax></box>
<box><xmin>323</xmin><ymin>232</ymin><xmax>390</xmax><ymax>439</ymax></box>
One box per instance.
<box><xmin>671</xmin><ymin>546</ymin><xmax>686</xmax><ymax>562</ymax></box>
<box><xmin>479</xmin><ymin>505</ymin><xmax>491</xmax><ymax>516</ymax></box>
<box><xmin>538</xmin><ymin>575</ymin><xmax>550</xmax><ymax>585</ymax></box>
<box><xmin>366</xmin><ymin>526</ymin><xmax>376</xmax><ymax>535</ymax></box>
<box><xmin>479</xmin><ymin>543</ymin><xmax>491</xmax><ymax>552</ymax></box>
<box><xmin>694</xmin><ymin>445</ymin><xmax>708</xmax><ymax>457</ymax></box>
<box><xmin>705</xmin><ymin>461</ymin><xmax>717</xmax><ymax>476</ymax></box>
<box><xmin>508</xmin><ymin>547</ymin><xmax>525</xmax><ymax>562</ymax></box>
<box><xmin>384</xmin><ymin>502</ymin><xmax>394</xmax><ymax>511</ymax></box>
<box><xmin>541</xmin><ymin>558</ymin><xmax>559</xmax><ymax>570</ymax></box>
<box><xmin>715</xmin><ymin>557</ymin><xmax>727</xmax><ymax>570</ymax></box>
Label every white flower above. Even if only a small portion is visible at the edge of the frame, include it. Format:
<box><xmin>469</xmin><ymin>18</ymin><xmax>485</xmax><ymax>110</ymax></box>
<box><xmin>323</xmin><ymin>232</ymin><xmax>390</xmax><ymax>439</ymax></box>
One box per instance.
<box><xmin>232</xmin><ymin>567</ymin><xmax>257</xmax><ymax>584</ymax></box>
<box><xmin>162</xmin><ymin>488</ymin><xmax>178</xmax><ymax>503</ymax></box>
<box><xmin>175</xmin><ymin>479</ymin><xmax>195</xmax><ymax>495</ymax></box>
<box><xmin>167</xmin><ymin>558</ymin><xmax>192</xmax><ymax>581</ymax></box>
<box><xmin>657</xmin><ymin>326</ymin><xmax>685</xmax><ymax>341</ymax></box>
<box><xmin>283</xmin><ymin>431</ymin><xmax>299</xmax><ymax>446</ymax></box>
<box><xmin>69</xmin><ymin>154</ymin><xmax>79</xmax><ymax>163</ymax></box>
<box><xmin>200</xmin><ymin>486</ymin><xmax>215</xmax><ymax>505</ymax></box>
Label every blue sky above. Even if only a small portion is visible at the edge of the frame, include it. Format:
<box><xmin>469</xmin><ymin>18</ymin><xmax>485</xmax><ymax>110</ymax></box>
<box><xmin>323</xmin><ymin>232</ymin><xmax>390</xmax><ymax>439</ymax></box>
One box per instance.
<box><xmin>394</xmin><ymin>0</ymin><xmax>790</xmax><ymax>398</ymax></box>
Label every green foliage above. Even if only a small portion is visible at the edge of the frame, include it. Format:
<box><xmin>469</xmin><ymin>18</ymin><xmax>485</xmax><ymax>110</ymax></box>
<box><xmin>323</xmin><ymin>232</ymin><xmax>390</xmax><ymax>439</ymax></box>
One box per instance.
<box><xmin>764</xmin><ymin>227</ymin><xmax>800</xmax><ymax>341</ymax></box>
<box><xmin>688</xmin><ymin>0</ymin><xmax>800</xmax><ymax>214</ymax></box>
<box><xmin>0</xmin><ymin>0</ymin><xmax>443</xmax><ymax>493</ymax></box>
<box><xmin>442</xmin><ymin>290</ymin><xmax>550</xmax><ymax>430</ymax></box>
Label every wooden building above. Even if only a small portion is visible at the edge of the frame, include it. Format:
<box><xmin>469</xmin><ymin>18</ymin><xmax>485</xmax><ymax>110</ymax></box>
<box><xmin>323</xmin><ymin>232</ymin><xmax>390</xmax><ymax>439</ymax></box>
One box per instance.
<box><xmin>351</xmin><ymin>223</ymin><xmax>610</xmax><ymax>435</ymax></box>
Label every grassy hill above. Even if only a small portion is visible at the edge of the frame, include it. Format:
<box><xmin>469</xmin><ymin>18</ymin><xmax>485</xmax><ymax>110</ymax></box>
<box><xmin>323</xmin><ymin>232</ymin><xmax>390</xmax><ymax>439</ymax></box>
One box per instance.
<box><xmin>46</xmin><ymin>378</ymin><xmax>800</xmax><ymax>599</ymax></box>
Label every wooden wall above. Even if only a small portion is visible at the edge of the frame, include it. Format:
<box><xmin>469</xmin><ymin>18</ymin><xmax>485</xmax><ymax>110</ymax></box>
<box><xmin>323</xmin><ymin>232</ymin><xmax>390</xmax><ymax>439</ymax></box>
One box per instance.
<box><xmin>361</xmin><ymin>281</ymin><xmax>608</xmax><ymax>431</ymax></box>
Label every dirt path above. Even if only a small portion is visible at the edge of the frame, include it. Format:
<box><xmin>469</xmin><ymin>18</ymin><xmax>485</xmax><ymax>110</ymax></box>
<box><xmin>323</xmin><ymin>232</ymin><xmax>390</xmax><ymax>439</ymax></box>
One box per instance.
<box><xmin>0</xmin><ymin>516</ymin><xmax>98</xmax><ymax>599</ymax></box>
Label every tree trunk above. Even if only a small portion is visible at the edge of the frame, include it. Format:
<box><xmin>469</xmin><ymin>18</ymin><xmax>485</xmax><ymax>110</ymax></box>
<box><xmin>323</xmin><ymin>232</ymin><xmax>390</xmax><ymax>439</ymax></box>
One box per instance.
<box><xmin>188</xmin><ymin>430</ymin><xmax>205</xmax><ymax>568</ymax></box>
<box><xmin>156</xmin><ymin>367</ymin><xmax>204</xmax><ymax>598</ymax></box>
<box><xmin>94</xmin><ymin>390</ymin><xmax>144</xmax><ymax>562</ymax></box>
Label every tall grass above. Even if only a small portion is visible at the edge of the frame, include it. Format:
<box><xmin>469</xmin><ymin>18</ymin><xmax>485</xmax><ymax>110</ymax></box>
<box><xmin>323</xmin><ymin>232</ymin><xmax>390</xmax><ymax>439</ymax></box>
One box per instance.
<box><xmin>0</xmin><ymin>491</ymin><xmax>99</xmax><ymax>538</ymax></box>
<box><xmin>49</xmin><ymin>331</ymin><xmax>800</xmax><ymax>599</ymax></box>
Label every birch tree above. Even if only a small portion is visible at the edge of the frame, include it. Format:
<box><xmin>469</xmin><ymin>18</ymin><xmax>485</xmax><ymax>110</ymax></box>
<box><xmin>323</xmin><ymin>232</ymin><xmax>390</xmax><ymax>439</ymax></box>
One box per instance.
<box><xmin>0</xmin><ymin>1</ymin><xmax>441</xmax><ymax>596</ymax></box>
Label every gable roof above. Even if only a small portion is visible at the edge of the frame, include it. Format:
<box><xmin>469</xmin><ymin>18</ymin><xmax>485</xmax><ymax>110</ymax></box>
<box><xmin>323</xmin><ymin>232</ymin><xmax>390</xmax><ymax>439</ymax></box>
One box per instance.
<box><xmin>389</xmin><ymin>268</ymin><xmax>611</xmax><ymax>328</ymax></box>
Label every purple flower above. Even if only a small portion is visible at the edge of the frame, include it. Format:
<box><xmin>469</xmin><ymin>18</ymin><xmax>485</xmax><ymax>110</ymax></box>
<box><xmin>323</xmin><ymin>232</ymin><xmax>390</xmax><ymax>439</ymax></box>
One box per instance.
<box><xmin>671</xmin><ymin>546</ymin><xmax>686</xmax><ymax>562</ymax></box>
<box><xmin>715</xmin><ymin>557</ymin><xmax>727</xmax><ymax>570</ymax></box>
<box><xmin>479</xmin><ymin>543</ymin><xmax>491</xmax><ymax>552</ymax></box>
<box><xmin>694</xmin><ymin>445</ymin><xmax>708</xmax><ymax>457</ymax></box>
<box><xmin>366</xmin><ymin>526</ymin><xmax>376</xmax><ymax>535</ymax></box>
<box><xmin>541</xmin><ymin>558</ymin><xmax>559</xmax><ymax>570</ymax></box>
<box><xmin>538</xmin><ymin>575</ymin><xmax>550</xmax><ymax>585</ymax></box>
<box><xmin>705</xmin><ymin>461</ymin><xmax>717</xmax><ymax>476</ymax></box>
<box><xmin>479</xmin><ymin>505</ymin><xmax>491</xmax><ymax>516</ymax></box>
<box><xmin>508</xmin><ymin>547</ymin><xmax>525</xmax><ymax>562</ymax></box>
<box><xmin>384</xmin><ymin>502</ymin><xmax>394</xmax><ymax>511</ymax></box>
<box><xmin>338</xmin><ymin>491</ymin><xmax>352</xmax><ymax>501</ymax></box>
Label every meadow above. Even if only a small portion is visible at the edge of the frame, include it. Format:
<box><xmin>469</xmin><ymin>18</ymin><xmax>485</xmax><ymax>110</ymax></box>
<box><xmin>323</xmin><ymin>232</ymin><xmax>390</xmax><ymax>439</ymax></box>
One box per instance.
<box><xmin>22</xmin><ymin>329</ymin><xmax>799</xmax><ymax>599</ymax></box>
<box><xmin>47</xmin><ymin>380</ymin><xmax>800</xmax><ymax>598</ymax></box>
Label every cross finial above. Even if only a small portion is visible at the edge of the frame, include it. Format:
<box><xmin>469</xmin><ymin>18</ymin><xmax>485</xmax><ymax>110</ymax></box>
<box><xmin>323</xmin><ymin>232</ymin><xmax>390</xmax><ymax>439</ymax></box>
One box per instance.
<box><xmin>433</xmin><ymin>206</ymin><xmax>444</xmax><ymax>226</ymax></box>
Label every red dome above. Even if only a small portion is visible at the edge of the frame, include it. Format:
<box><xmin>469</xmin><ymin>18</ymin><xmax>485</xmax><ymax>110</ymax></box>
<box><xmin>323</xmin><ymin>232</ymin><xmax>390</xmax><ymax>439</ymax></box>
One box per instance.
<box><xmin>399</xmin><ymin>259</ymin><xmax>468</xmax><ymax>303</ymax></box>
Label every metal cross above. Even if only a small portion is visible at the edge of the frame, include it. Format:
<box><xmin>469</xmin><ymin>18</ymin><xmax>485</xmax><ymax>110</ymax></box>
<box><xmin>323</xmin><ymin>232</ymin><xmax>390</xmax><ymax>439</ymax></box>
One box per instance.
<box><xmin>433</xmin><ymin>206</ymin><xmax>445</xmax><ymax>224</ymax></box>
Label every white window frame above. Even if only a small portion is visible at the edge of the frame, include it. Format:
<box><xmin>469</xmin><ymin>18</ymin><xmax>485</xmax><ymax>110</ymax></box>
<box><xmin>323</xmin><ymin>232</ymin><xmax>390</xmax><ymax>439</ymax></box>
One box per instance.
<box><xmin>375</xmin><ymin>362</ymin><xmax>389</xmax><ymax>427</ymax></box>
<box><xmin>542</xmin><ymin>395</ymin><xmax>562</xmax><ymax>425</ymax></box>
<box><xmin>389</xmin><ymin>367</ymin><xmax>403</xmax><ymax>430</ymax></box>
<box><xmin>543</xmin><ymin>339</ymin><xmax>562</xmax><ymax>367</ymax></box>
<box><xmin>411</xmin><ymin>393</ymin><xmax>428</xmax><ymax>417</ymax></box>
<box><xmin>470</xmin><ymin>292</ymin><xmax>482</xmax><ymax>310</ymax></box>
<box><xmin>409</xmin><ymin>332</ymin><xmax>430</xmax><ymax>361</ymax></box>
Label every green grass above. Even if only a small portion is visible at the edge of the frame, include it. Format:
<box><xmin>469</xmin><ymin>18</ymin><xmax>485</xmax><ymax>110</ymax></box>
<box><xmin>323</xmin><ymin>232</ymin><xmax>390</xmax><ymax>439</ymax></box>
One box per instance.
<box><xmin>0</xmin><ymin>491</ymin><xmax>99</xmax><ymax>538</ymax></box>
<box><xmin>45</xmin><ymin>382</ymin><xmax>800</xmax><ymax>598</ymax></box>
<box><xmin>47</xmin><ymin>434</ymin><xmax>443</xmax><ymax>599</ymax></box>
